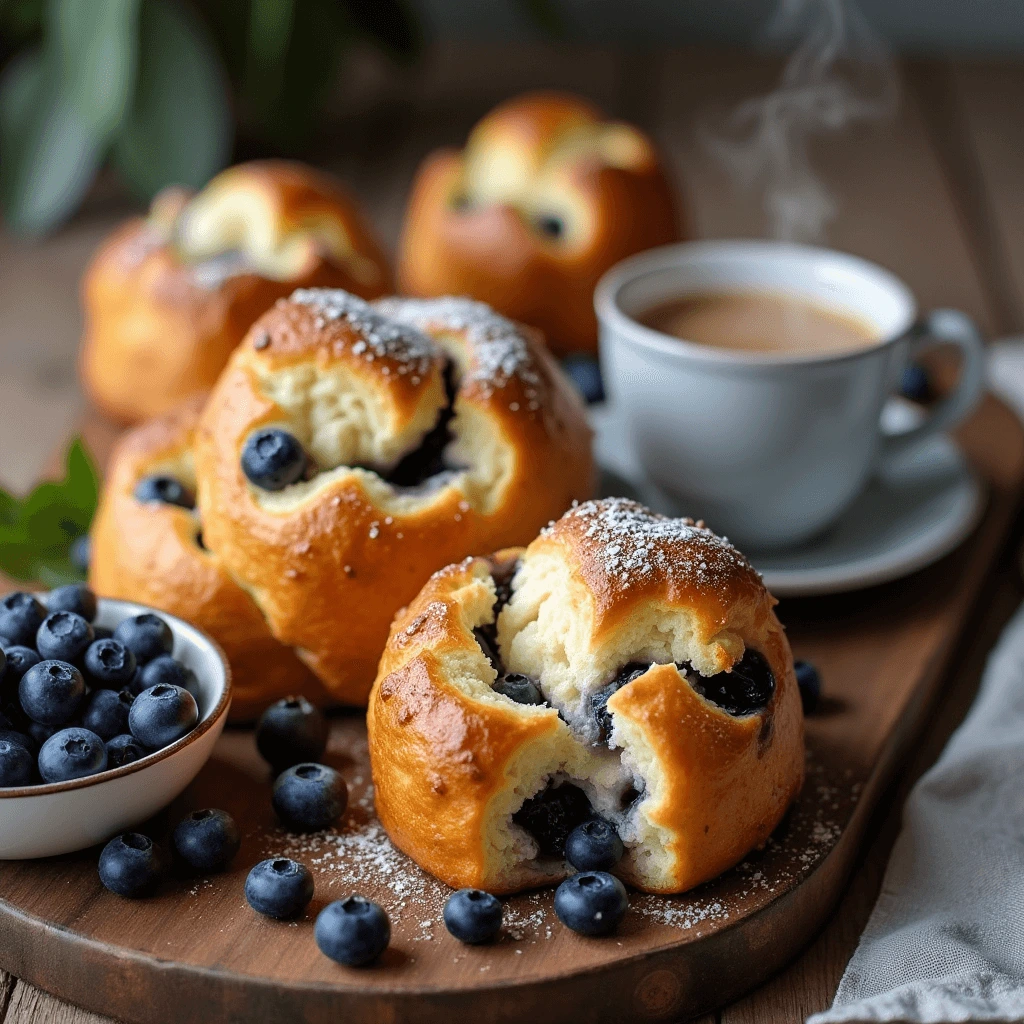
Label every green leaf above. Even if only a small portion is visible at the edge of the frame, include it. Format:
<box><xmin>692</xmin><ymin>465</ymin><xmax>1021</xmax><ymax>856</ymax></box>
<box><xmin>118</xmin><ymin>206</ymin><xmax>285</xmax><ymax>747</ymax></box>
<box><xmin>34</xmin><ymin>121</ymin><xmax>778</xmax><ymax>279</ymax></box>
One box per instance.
<box><xmin>0</xmin><ymin>436</ymin><xmax>99</xmax><ymax>586</ymax></box>
<box><xmin>0</xmin><ymin>0</ymin><xmax>140</xmax><ymax>233</ymax></box>
<box><xmin>112</xmin><ymin>0</ymin><xmax>232</xmax><ymax>200</ymax></box>
<box><xmin>343</xmin><ymin>0</ymin><xmax>420</xmax><ymax>64</ymax></box>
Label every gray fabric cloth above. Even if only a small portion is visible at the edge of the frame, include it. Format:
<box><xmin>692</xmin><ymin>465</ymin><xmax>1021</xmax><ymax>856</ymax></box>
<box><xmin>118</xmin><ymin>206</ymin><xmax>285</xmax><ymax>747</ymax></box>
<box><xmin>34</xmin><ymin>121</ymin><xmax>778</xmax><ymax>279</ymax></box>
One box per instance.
<box><xmin>808</xmin><ymin>600</ymin><xmax>1024</xmax><ymax>1022</ymax></box>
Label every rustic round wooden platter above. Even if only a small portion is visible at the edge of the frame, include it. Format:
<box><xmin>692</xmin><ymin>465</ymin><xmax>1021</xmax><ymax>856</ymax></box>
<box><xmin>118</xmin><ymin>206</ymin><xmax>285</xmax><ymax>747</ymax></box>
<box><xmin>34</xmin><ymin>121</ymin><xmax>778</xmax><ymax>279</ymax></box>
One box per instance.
<box><xmin>0</xmin><ymin>395</ymin><xmax>1022</xmax><ymax>1024</ymax></box>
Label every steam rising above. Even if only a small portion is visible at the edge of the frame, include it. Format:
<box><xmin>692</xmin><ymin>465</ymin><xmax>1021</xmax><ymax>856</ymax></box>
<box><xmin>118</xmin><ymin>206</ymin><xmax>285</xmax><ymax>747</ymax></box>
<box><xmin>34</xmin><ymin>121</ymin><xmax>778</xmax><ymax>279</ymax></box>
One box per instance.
<box><xmin>705</xmin><ymin>0</ymin><xmax>899</xmax><ymax>242</ymax></box>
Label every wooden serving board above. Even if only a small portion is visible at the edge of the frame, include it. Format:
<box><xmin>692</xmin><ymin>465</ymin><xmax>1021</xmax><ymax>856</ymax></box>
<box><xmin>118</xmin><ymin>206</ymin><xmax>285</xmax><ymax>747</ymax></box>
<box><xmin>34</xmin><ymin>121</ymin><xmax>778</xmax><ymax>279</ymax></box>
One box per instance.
<box><xmin>0</xmin><ymin>394</ymin><xmax>1022</xmax><ymax>1024</ymax></box>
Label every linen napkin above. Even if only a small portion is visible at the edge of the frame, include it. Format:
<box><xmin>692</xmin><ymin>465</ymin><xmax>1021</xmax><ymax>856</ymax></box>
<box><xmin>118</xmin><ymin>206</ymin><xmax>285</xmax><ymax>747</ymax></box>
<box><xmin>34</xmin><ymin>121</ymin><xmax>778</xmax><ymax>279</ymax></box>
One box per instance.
<box><xmin>808</xmin><ymin>345</ymin><xmax>1024</xmax><ymax>1023</ymax></box>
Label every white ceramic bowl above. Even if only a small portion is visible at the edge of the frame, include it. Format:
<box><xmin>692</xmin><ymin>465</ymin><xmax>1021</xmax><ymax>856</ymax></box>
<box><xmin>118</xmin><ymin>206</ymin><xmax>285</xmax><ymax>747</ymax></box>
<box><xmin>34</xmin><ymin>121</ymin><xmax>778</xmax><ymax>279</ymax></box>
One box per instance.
<box><xmin>0</xmin><ymin>598</ymin><xmax>232</xmax><ymax>859</ymax></box>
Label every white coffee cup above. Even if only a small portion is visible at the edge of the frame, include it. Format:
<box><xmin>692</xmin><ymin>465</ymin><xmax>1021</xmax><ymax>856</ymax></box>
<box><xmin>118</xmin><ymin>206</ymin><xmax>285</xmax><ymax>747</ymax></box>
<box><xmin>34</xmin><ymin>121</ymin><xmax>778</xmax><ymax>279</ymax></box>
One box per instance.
<box><xmin>594</xmin><ymin>240</ymin><xmax>985</xmax><ymax>550</ymax></box>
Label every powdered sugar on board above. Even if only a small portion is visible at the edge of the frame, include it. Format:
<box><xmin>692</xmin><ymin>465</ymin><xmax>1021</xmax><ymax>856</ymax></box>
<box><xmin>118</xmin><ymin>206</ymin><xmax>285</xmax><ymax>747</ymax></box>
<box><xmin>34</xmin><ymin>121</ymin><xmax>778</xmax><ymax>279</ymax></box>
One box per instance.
<box><xmin>549</xmin><ymin>497</ymin><xmax>759</xmax><ymax>590</ymax></box>
<box><xmin>251</xmin><ymin>722</ymin><xmax>854</xmax><ymax>950</ymax></box>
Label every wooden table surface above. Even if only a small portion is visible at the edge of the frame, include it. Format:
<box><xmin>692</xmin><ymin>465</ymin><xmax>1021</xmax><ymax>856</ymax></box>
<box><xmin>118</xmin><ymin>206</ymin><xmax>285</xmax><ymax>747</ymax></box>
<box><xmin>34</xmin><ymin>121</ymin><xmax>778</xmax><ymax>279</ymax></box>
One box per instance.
<box><xmin>2</xmin><ymin>43</ymin><xmax>1024</xmax><ymax>1024</ymax></box>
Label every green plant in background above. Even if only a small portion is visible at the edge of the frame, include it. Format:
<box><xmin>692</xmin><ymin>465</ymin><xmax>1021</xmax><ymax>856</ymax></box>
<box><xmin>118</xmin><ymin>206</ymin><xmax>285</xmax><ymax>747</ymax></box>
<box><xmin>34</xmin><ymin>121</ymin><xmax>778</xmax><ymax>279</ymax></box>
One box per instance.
<box><xmin>0</xmin><ymin>438</ymin><xmax>98</xmax><ymax>586</ymax></box>
<box><xmin>0</xmin><ymin>0</ymin><xmax>560</xmax><ymax>234</ymax></box>
<box><xmin>0</xmin><ymin>0</ymin><xmax>422</xmax><ymax>233</ymax></box>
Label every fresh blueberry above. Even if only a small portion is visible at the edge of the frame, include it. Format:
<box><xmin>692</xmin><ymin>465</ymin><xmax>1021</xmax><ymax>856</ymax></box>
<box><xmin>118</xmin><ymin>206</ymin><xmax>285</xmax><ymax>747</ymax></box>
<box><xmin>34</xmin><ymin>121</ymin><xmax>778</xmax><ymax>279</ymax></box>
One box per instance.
<box><xmin>19</xmin><ymin>660</ymin><xmax>86</xmax><ymax>725</ymax></box>
<box><xmin>36</xmin><ymin>611</ymin><xmax>94</xmax><ymax>663</ymax></box>
<box><xmin>255</xmin><ymin>696</ymin><xmax>327</xmax><ymax>773</ymax></box>
<box><xmin>0</xmin><ymin>729</ymin><xmax>35</xmax><ymax>756</ymax></box>
<box><xmin>69</xmin><ymin>534</ymin><xmax>91</xmax><ymax>574</ymax></box>
<box><xmin>38</xmin><ymin>727</ymin><xmax>107</xmax><ymax>782</ymax></box>
<box><xmin>134</xmin><ymin>474</ymin><xmax>195</xmax><ymax>509</ymax></box>
<box><xmin>794</xmin><ymin>659</ymin><xmax>822</xmax><ymax>714</ymax></box>
<box><xmin>245</xmin><ymin>858</ymin><xmax>314</xmax><ymax>919</ymax></box>
<box><xmin>691</xmin><ymin>649</ymin><xmax>775</xmax><ymax>716</ymax></box>
<box><xmin>84</xmin><ymin>638</ymin><xmax>137</xmax><ymax>689</ymax></box>
<box><xmin>1</xmin><ymin>646</ymin><xmax>41</xmax><ymax>683</ymax></box>
<box><xmin>46</xmin><ymin>584</ymin><xmax>97</xmax><ymax>622</ymax></box>
<box><xmin>566</xmin><ymin>818</ymin><xmax>624</xmax><ymax>872</ymax></box>
<box><xmin>25</xmin><ymin>722</ymin><xmax>56</xmax><ymax>749</ymax></box>
<box><xmin>113</xmin><ymin>613</ymin><xmax>174</xmax><ymax>665</ymax></box>
<box><xmin>0</xmin><ymin>738</ymin><xmax>34</xmax><ymax>786</ymax></box>
<box><xmin>128</xmin><ymin>684</ymin><xmax>198</xmax><ymax>749</ymax></box>
<box><xmin>562</xmin><ymin>354</ymin><xmax>605</xmax><ymax>404</ymax></box>
<box><xmin>512</xmin><ymin>782</ymin><xmax>592</xmax><ymax>858</ymax></box>
<box><xmin>443</xmin><ymin>888</ymin><xmax>503</xmax><ymax>944</ymax></box>
<box><xmin>315</xmin><ymin>897</ymin><xmax>390</xmax><ymax>966</ymax></box>
<box><xmin>592</xmin><ymin>663</ymin><xmax>649</xmax><ymax>744</ymax></box>
<box><xmin>554</xmin><ymin>871</ymin><xmax>629</xmax><ymax>936</ymax></box>
<box><xmin>135</xmin><ymin>654</ymin><xmax>188</xmax><ymax>694</ymax></box>
<box><xmin>81</xmin><ymin>688</ymin><xmax>134</xmax><ymax>741</ymax></box>
<box><xmin>0</xmin><ymin>592</ymin><xmax>46</xmax><ymax>647</ymax></box>
<box><xmin>493</xmin><ymin>673</ymin><xmax>545</xmax><ymax>706</ymax></box>
<box><xmin>241</xmin><ymin>429</ymin><xmax>307</xmax><ymax>491</ymax></box>
<box><xmin>106</xmin><ymin>733</ymin><xmax>146</xmax><ymax>768</ymax></box>
<box><xmin>98</xmin><ymin>833</ymin><xmax>166</xmax><ymax>897</ymax></box>
<box><xmin>172</xmin><ymin>809</ymin><xmax>241</xmax><ymax>872</ymax></box>
<box><xmin>0</xmin><ymin>645</ymin><xmax>5</xmax><ymax>683</ymax></box>
<box><xmin>900</xmin><ymin>363</ymin><xmax>930</xmax><ymax>403</ymax></box>
<box><xmin>272</xmin><ymin>763</ymin><xmax>347</xmax><ymax>832</ymax></box>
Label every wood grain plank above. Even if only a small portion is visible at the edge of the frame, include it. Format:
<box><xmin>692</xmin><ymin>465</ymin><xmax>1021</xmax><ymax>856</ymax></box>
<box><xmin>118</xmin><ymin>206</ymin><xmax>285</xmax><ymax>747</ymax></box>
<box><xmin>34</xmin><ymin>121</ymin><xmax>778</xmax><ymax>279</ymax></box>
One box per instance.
<box><xmin>5</xmin><ymin>981</ymin><xmax>118</xmax><ymax>1024</ymax></box>
<box><xmin>0</xmin><ymin>971</ymin><xmax>15</xmax><ymax>1022</ymax></box>
<box><xmin>721</xmin><ymin>545</ymin><xmax>1024</xmax><ymax>1023</ymax></box>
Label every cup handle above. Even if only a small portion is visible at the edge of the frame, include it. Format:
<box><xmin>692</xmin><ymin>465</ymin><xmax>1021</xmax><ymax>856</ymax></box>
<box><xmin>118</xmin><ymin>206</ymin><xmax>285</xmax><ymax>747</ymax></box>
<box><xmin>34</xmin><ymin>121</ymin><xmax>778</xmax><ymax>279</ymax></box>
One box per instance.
<box><xmin>877</xmin><ymin>308</ymin><xmax>985</xmax><ymax>471</ymax></box>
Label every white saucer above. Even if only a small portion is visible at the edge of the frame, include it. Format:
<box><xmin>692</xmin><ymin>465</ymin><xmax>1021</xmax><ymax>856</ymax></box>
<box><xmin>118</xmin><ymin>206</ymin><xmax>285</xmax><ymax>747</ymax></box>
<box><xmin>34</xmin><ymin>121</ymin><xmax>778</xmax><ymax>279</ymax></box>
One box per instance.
<box><xmin>591</xmin><ymin>402</ymin><xmax>986</xmax><ymax>598</ymax></box>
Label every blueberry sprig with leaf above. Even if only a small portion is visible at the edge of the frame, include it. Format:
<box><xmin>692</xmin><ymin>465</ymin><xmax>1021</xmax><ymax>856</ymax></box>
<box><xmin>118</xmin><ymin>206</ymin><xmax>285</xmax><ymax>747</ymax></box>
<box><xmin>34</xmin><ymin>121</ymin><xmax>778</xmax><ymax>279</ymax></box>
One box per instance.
<box><xmin>0</xmin><ymin>437</ymin><xmax>98</xmax><ymax>586</ymax></box>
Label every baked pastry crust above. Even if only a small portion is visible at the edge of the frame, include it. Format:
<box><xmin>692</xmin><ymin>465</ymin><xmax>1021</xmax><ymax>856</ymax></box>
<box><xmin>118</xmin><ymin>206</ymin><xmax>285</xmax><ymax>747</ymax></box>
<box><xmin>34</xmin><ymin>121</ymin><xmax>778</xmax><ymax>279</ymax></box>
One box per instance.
<box><xmin>397</xmin><ymin>91</ymin><xmax>679</xmax><ymax>355</ymax></box>
<box><xmin>368</xmin><ymin>498</ymin><xmax>804</xmax><ymax>894</ymax></box>
<box><xmin>81</xmin><ymin>160</ymin><xmax>391</xmax><ymax>423</ymax></box>
<box><xmin>194</xmin><ymin>291</ymin><xmax>594</xmax><ymax>705</ymax></box>
<box><xmin>89</xmin><ymin>396</ymin><xmax>324</xmax><ymax>719</ymax></box>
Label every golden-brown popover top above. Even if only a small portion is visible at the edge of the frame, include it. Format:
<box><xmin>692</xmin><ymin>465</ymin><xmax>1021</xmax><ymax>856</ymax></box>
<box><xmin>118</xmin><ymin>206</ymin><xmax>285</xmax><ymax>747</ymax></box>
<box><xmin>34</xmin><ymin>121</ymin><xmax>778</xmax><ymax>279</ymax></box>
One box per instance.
<box><xmin>195</xmin><ymin>290</ymin><xmax>594</xmax><ymax>705</ymax></box>
<box><xmin>397</xmin><ymin>91</ymin><xmax>680</xmax><ymax>355</ymax></box>
<box><xmin>81</xmin><ymin>160</ymin><xmax>392</xmax><ymax>423</ymax></box>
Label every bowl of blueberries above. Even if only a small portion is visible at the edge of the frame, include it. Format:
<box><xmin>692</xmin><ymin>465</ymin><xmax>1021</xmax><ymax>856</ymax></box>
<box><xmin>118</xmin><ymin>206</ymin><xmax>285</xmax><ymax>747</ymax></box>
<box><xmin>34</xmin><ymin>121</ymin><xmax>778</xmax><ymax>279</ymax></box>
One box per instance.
<box><xmin>0</xmin><ymin>585</ymin><xmax>232</xmax><ymax>859</ymax></box>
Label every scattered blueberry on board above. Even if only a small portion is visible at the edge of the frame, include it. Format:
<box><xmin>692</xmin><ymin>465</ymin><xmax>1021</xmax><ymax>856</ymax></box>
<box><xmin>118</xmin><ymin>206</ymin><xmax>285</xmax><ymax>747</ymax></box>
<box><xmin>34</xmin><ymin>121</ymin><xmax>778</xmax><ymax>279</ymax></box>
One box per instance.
<box><xmin>554</xmin><ymin>871</ymin><xmax>630</xmax><ymax>937</ymax></box>
<box><xmin>272</xmin><ymin>763</ymin><xmax>348</xmax><ymax>832</ymax></box>
<box><xmin>900</xmin><ymin>363</ymin><xmax>930</xmax><ymax>403</ymax></box>
<box><xmin>241</xmin><ymin>428</ymin><xmax>308</xmax><ymax>491</ymax></box>
<box><xmin>255</xmin><ymin>696</ymin><xmax>328</xmax><ymax>773</ymax></box>
<box><xmin>565</xmin><ymin>818</ymin><xmax>625</xmax><ymax>873</ymax></box>
<box><xmin>561</xmin><ymin>354</ymin><xmax>606</xmax><ymax>404</ymax></box>
<box><xmin>443</xmin><ymin>888</ymin><xmax>503</xmax><ymax>945</ymax></box>
<box><xmin>0</xmin><ymin>590</ymin><xmax>202</xmax><ymax>789</ymax></box>
<box><xmin>245</xmin><ymin>858</ymin><xmax>314</xmax><ymax>919</ymax></box>
<box><xmin>98</xmin><ymin>832</ymin><xmax>166</xmax><ymax>898</ymax></box>
<box><xmin>794</xmin><ymin>659</ymin><xmax>822</xmax><ymax>714</ymax></box>
<box><xmin>172</xmin><ymin>809</ymin><xmax>241</xmax><ymax>872</ymax></box>
<box><xmin>315</xmin><ymin>897</ymin><xmax>391</xmax><ymax>966</ymax></box>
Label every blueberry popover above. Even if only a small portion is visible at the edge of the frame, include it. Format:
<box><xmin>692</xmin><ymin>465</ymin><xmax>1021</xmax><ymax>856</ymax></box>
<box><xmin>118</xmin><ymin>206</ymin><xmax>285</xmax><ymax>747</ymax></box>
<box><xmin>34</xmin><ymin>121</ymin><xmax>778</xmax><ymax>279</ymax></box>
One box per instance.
<box><xmin>89</xmin><ymin>396</ymin><xmax>324</xmax><ymax>720</ymax></box>
<box><xmin>193</xmin><ymin>290</ymin><xmax>594</xmax><ymax>705</ymax></box>
<box><xmin>367</xmin><ymin>498</ymin><xmax>804</xmax><ymax>895</ymax></box>
<box><xmin>80</xmin><ymin>160</ymin><xmax>391</xmax><ymax>423</ymax></box>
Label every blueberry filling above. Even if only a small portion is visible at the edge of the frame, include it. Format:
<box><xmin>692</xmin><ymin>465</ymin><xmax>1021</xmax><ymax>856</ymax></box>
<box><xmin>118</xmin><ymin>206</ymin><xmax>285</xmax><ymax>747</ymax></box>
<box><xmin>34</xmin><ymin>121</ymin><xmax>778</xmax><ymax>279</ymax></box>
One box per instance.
<box><xmin>512</xmin><ymin>782</ymin><xmax>592</xmax><ymax>858</ymax></box>
<box><xmin>493</xmin><ymin>673</ymin><xmax>545</xmax><ymax>706</ymax></box>
<box><xmin>134</xmin><ymin>475</ymin><xmax>195</xmax><ymax>509</ymax></box>
<box><xmin>591</xmin><ymin>662</ymin><xmax>649</xmax><ymax>745</ymax></box>
<box><xmin>690</xmin><ymin>649</ymin><xmax>775</xmax><ymax>717</ymax></box>
<box><xmin>378</xmin><ymin>362</ymin><xmax>462</xmax><ymax>489</ymax></box>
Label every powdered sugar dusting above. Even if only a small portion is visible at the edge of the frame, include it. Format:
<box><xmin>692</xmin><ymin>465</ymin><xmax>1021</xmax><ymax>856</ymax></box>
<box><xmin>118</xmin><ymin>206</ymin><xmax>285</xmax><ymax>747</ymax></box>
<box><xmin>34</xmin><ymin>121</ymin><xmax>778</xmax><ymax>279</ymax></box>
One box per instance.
<box><xmin>291</xmin><ymin>288</ymin><xmax>435</xmax><ymax>375</ymax></box>
<box><xmin>551</xmin><ymin>497</ymin><xmax>757</xmax><ymax>589</ymax></box>
<box><xmin>374</xmin><ymin>296</ymin><xmax>542</xmax><ymax>397</ymax></box>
